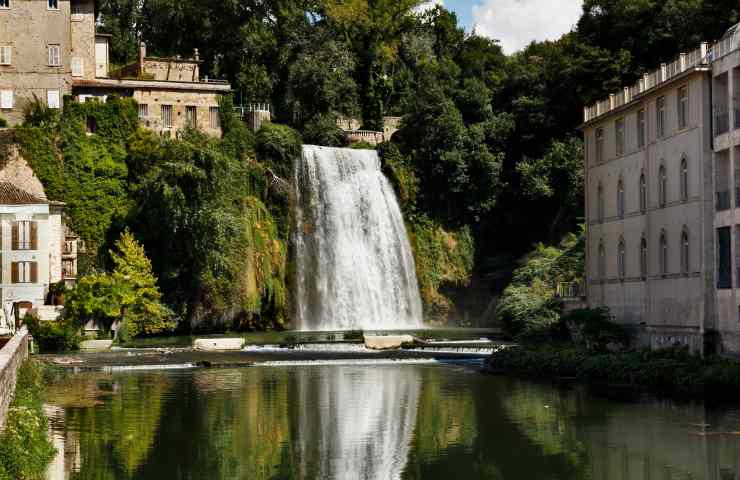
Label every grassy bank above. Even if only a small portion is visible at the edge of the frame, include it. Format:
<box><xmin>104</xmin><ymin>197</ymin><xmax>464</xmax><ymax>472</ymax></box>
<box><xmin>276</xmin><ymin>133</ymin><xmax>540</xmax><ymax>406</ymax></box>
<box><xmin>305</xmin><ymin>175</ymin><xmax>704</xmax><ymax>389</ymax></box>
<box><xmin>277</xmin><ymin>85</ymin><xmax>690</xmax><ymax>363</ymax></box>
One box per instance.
<box><xmin>0</xmin><ymin>359</ymin><xmax>56</xmax><ymax>479</ymax></box>
<box><xmin>488</xmin><ymin>345</ymin><xmax>740</xmax><ymax>396</ymax></box>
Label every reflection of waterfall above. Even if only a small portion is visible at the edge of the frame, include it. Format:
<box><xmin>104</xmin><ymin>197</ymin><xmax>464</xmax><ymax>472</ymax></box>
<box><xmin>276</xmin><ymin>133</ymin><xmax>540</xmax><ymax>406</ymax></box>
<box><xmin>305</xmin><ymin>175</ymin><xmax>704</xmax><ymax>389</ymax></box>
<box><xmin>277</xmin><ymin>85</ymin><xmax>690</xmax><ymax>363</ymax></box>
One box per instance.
<box><xmin>293</xmin><ymin>145</ymin><xmax>423</xmax><ymax>331</ymax></box>
<box><xmin>293</xmin><ymin>365</ymin><xmax>421</xmax><ymax>479</ymax></box>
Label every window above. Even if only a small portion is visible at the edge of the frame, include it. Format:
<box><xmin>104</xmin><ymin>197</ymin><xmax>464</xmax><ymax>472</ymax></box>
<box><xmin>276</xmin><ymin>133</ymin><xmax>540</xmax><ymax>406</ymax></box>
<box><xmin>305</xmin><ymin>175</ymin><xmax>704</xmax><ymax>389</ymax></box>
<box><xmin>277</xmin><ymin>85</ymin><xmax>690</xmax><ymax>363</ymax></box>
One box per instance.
<box><xmin>48</xmin><ymin>45</ymin><xmax>61</xmax><ymax>66</ymax></box>
<box><xmin>0</xmin><ymin>46</ymin><xmax>11</xmax><ymax>65</ymax></box>
<box><xmin>597</xmin><ymin>182</ymin><xmax>605</xmax><ymax>222</ymax></box>
<box><xmin>617</xmin><ymin>178</ymin><xmax>625</xmax><ymax>218</ymax></box>
<box><xmin>186</xmin><ymin>106</ymin><xmax>197</xmax><ymax>128</ymax></box>
<box><xmin>0</xmin><ymin>90</ymin><xmax>12</xmax><ymax>109</ymax></box>
<box><xmin>71</xmin><ymin>57</ymin><xmax>83</xmax><ymax>77</ymax></box>
<box><xmin>680</xmin><ymin>157</ymin><xmax>688</xmax><ymax>201</ymax></box>
<box><xmin>48</xmin><ymin>0</ymin><xmax>58</xmax><ymax>9</ymax></box>
<box><xmin>598</xmin><ymin>240</ymin><xmax>606</xmax><ymax>280</ymax></box>
<box><xmin>138</xmin><ymin>103</ymin><xmax>148</xmax><ymax>119</ymax></box>
<box><xmin>659</xmin><ymin>164</ymin><xmax>667</xmax><ymax>207</ymax></box>
<box><xmin>657</xmin><ymin>96</ymin><xmax>666</xmax><ymax>137</ymax></box>
<box><xmin>615</xmin><ymin>118</ymin><xmax>624</xmax><ymax>156</ymax></box>
<box><xmin>595</xmin><ymin>128</ymin><xmax>604</xmax><ymax>163</ymax></box>
<box><xmin>639</xmin><ymin>173</ymin><xmax>647</xmax><ymax>213</ymax></box>
<box><xmin>11</xmin><ymin>262</ymin><xmax>37</xmax><ymax>284</ymax></box>
<box><xmin>678</xmin><ymin>86</ymin><xmax>688</xmax><ymax>129</ymax></box>
<box><xmin>718</xmin><ymin>226</ymin><xmax>732</xmax><ymax>289</ymax></box>
<box><xmin>209</xmin><ymin>107</ymin><xmax>220</xmax><ymax>129</ymax></box>
<box><xmin>637</xmin><ymin>108</ymin><xmax>646</xmax><ymax>148</ymax></box>
<box><xmin>660</xmin><ymin>231</ymin><xmax>668</xmax><ymax>275</ymax></box>
<box><xmin>640</xmin><ymin>236</ymin><xmax>648</xmax><ymax>279</ymax></box>
<box><xmin>71</xmin><ymin>2</ymin><xmax>83</xmax><ymax>19</ymax></box>
<box><xmin>0</xmin><ymin>0</ymin><xmax>8</xmax><ymax>9</ymax></box>
<box><xmin>161</xmin><ymin>105</ymin><xmax>173</xmax><ymax>128</ymax></box>
<box><xmin>11</xmin><ymin>221</ymin><xmax>37</xmax><ymax>250</ymax></box>
<box><xmin>681</xmin><ymin>228</ymin><xmax>690</xmax><ymax>274</ymax></box>
<box><xmin>618</xmin><ymin>237</ymin><xmax>626</xmax><ymax>279</ymax></box>
<box><xmin>47</xmin><ymin>90</ymin><xmax>60</xmax><ymax>109</ymax></box>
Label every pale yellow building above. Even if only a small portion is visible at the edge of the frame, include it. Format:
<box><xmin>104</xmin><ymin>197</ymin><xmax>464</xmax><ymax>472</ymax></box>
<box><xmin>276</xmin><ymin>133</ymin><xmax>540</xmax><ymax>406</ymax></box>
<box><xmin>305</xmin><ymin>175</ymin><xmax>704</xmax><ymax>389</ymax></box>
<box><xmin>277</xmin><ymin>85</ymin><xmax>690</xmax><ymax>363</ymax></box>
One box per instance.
<box><xmin>582</xmin><ymin>24</ymin><xmax>740</xmax><ymax>355</ymax></box>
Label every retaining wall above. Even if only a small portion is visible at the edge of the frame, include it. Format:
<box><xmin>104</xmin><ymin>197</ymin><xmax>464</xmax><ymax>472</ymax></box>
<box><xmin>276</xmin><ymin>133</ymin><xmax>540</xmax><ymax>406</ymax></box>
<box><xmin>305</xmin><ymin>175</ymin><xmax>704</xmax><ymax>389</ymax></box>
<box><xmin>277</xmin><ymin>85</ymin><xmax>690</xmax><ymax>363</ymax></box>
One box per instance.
<box><xmin>0</xmin><ymin>327</ymin><xmax>29</xmax><ymax>429</ymax></box>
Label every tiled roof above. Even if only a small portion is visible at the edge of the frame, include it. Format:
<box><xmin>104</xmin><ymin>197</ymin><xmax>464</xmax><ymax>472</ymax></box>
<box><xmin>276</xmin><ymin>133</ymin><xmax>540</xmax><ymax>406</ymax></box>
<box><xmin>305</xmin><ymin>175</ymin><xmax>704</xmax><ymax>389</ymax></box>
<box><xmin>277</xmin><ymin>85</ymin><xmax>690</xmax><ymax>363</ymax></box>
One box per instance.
<box><xmin>0</xmin><ymin>182</ymin><xmax>47</xmax><ymax>205</ymax></box>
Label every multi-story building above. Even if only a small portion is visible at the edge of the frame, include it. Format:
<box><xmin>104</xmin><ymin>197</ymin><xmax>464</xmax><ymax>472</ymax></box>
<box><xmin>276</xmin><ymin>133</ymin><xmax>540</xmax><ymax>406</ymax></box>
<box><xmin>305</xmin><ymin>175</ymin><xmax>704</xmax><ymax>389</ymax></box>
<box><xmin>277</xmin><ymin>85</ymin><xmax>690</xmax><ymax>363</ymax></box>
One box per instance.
<box><xmin>582</xmin><ymin>23</ymin><xmax>740</xmax><ymax>354</ymax></box>
<box><xmin>0</xmin><ymin>0</ymin><xmax>230</xmax><ymax>136</ymax></box>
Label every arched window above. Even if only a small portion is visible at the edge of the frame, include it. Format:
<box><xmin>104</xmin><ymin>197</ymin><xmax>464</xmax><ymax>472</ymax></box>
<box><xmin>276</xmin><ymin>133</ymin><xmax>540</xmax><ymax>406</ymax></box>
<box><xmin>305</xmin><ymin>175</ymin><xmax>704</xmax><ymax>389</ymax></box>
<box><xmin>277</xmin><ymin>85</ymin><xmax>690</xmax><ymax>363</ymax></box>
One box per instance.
<box><xmin>617</xmin><ymin>178</ymin><xmax>625</xmax><ymax>218</ymax></box>
<box><xmin>681</xmin><ymin>228</ymin><xmax>690</xmax><ymax>273</ymax></box>
<box><xmin>659</xmin><ymin>164</ymin><xmax>667</xmax><ymax>207</ymax></box>
<box><xmin>660</xmin><ymin>231</ymin><xmax>668</xmax><ymax>275</ymax></box>
<box><xmin>618</xmin><ymin>237</ymin><xmax>626</xmax><ymax>279</ymax></box>
<box><xmin>639</xmin><ymin>172</ymin><xmax>647</xmax><ymax>213</ymax></box>
<box><xmin>680</xmin><ymin>157</ymin><xmax>688</xmax><ymax>201</ymax></box>
<box><xmin>598</xmin><ymin>240</ymin><xmax>606</xmax><ymax>280</ymax></box>
<box><xmin>640</xmin><ymin>235</ymin><xmax>648</xmax><ymax>279</ymax></box>
<box><xmin>597</xmin><ymin>182</ymin><xmax>605</xmax><ymax>222</ymax></box>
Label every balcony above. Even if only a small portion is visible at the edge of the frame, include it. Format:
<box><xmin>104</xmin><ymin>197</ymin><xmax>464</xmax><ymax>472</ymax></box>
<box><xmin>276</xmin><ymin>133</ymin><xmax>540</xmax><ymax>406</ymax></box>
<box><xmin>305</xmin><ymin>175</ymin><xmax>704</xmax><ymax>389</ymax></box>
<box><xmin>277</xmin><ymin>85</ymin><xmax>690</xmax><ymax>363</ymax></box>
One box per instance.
<box><xmin>715</xmin><ymin>107</ymin><xmax>730</xmax><ymax>136</ymax></box>
<box><xmin>717</xmin><ymin>190</ymin><xmax>732</xmax><ymax>210</ymax></box>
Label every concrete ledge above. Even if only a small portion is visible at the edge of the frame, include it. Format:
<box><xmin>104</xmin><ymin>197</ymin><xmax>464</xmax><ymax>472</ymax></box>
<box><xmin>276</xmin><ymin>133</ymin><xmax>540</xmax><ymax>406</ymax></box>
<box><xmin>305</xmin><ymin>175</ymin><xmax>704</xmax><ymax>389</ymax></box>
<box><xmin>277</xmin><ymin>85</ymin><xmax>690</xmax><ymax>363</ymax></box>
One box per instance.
<box><xmin>79</xmin><ymin>340</ymin><xmax>113</xmax><ymax>352</ymax></box>
<box><xmin>364</xmin><ymin>335</ymin><xmax>415</xmax><ymax>350</ymax></box>
<box><xmin>193</xmin><ymin>338</ymin><xmax>245</xmax><ymax>351</ymax></box>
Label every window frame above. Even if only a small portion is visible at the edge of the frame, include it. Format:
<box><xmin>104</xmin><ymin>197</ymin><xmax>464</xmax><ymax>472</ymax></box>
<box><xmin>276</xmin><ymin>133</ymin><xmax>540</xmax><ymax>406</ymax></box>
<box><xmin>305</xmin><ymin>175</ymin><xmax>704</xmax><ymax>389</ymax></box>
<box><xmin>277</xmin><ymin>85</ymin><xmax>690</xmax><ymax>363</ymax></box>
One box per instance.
<box><xmin>0</xmin><ymin>89</ymin><xmax>12</xmax><ymax>110</ymax></box>
<box><xmin>138</xmin><ymin>103</ymin><xmax>149</xmax><ymax>119</ymax></box>
<box><xmin>678</xmin><ymin>85</ymin><xmax>688</xmax><ymax>129</ymax></box>
<box><xmin>209</xmin><ymin>106</ymin><xmax>220</xmax><ymax>129</ymax></box>
<box><xmin>617</xmin><ymin>177</ymin><xmax>625</xmax><ymax>218</ymax></box>
<box><xmin>47</xmin><ymin>45</ymin><xmax>61</xmax><ymax>67</ymax></box>
<box><xmin>595</xmin><ymin>127</ymin><xmax>604</xmax><ymax>164</ymax></box>
<box><xmin>47</xmin><ymin>0</ymin><xmax>59</xmax><ymax>10</ymax></box>
<box><xmin>640</xmin><ymin>236</ymin><xmax>648</xmax><ymax>279</ymax></box>
<box><xmin>0</xmin><ymin>0</ymin><xmax>10</xmax><ymax>9</ymax></box>
<box><xmin>681</xmin><ymin>228</ymin><xmax>690</xmax><ymax>274</ymax></box>
<box><xmin>161</xmin><ymin>104</ymin><xmax>173</xmax><ymax>129</ymax></box>
<box><xmin>12</xmin><ymin>261</ymin><xmax>37</xmax><ymax>284</ymax></box>
<box><xmin>46</xmin><ymin>89</ymin><xmax>60</xmax><ymax>109</ymax></box>
<box><xmin>615</xmin><ymin>118</ymin><xmax>624</xmax><ymax>157</ymax></box>
<box><xmin>660</xmin><ymin>231</ymin><xmax>668</xmax><ymax>275</ymax></box>
<box><xmin>185</xmin><ymin>105</ymin><xmax>197</xmax><ymax>128</ymax></box>
<box><xmin>597</xmin><ymin>182</ymin><xmax>605</xmax><ymax>222</ymax></box>
<box><xmin>71</xmin><ymin>57</ymin><xmax>83</xmax><ymax>77</ymax></box>
<box><xmin>659</xmin><ymin>163</ymin><xmax>667</xmax><ymax>207</ymax></box>
<box><xmin>637</xmin><ymin>108</ymin><xmax>646</xmax><ymax>148</ymax></box>
<box><xmin>71</xmin><ymin>1</ymin><xmax>83</xmax><ymax>20</ymax></box>
<box><xmin>0</xmin><ymin>45</ymin><xmax>11</xmax><ymax>65</ymax></box>
<box><xmin>656</xmin><ymin>96</ymin><xmax>666</xmax><ymax>138</ymax></box>
<box><xmin>680</xmin><ymin>157</ymin><xmax>688</xmax><ymax>201</ymax></box>
<box><xmin>639</xmin><ymin>172</ymin><xmax>647</xmax><ymax>213</ymax></box>
<box><xmin>618</xmin><ymin>237</ymin><xmax>626</xmax><ymax>280</ymax></box>
<box><xmin>598</xmin><ymin>240</ymin><xmax>606</xmax><ymax>280</ymax></box>
<box><xmin>12</xmin><ymin>220</ymin><xmax>37</xmax><ymax>250</ymax></box>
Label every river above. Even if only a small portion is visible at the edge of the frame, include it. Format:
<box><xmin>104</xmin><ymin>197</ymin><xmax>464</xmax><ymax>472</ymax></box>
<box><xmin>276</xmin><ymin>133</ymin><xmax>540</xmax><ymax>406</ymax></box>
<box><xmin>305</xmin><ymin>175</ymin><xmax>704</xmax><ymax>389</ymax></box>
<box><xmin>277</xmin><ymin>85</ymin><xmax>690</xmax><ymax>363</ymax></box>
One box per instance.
<box><xmin>44</xmin><ymin>361</ymin><xmax>740</xmax><ymax>479</ymax></box>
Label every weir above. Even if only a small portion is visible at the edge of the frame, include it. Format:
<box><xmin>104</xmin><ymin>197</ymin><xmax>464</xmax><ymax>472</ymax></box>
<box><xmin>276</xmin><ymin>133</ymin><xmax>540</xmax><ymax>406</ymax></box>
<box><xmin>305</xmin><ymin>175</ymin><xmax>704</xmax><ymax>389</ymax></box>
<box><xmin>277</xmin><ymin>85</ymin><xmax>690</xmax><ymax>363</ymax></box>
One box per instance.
<box><xmin>293</xmin><ymin>145</ymin><xmax>423</xmax><ymax>331</ymax></box>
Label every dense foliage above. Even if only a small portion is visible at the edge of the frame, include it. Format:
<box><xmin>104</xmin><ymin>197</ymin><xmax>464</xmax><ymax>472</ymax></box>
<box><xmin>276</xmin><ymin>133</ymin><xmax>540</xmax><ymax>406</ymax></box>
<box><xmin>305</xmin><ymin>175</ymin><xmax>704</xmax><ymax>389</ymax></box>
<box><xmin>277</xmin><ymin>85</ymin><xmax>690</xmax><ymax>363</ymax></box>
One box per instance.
<box><xmin>0</xmin><ymin>360</ymin><xmax>56</xmax><ymax>479</ymax></box>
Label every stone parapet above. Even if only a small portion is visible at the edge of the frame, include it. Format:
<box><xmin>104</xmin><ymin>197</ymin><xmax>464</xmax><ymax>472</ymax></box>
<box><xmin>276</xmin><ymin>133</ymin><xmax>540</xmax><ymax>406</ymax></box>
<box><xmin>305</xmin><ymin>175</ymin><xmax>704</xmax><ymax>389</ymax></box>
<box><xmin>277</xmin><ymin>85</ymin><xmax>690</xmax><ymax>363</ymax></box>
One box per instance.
<box><xmin>0</xmin><ymin>326</ymin><xmax>29</xmax><ymax>430</ymax></box>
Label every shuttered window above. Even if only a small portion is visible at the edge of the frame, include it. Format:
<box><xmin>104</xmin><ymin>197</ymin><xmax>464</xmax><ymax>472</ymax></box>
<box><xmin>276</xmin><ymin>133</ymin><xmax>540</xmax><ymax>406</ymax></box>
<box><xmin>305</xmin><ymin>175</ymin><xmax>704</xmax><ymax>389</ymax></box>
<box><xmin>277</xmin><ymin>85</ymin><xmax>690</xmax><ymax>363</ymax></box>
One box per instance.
<box><xmin>12</xmin><ymin>221</ymin><xmax>38</xmax><ymax>250</ymax></box>
<box><xmin>209</xmin><ymin>107</ymin><xmax>219</xmax><ymax>129</ymax></box>
<box><xmin>48</xmin><ymin>45</ymin><xmax>61</xmax><ymax>66</ymax></box>
<box><xmin>47</xmin><ymin>90</ymin><xmax>60</xmax><ymax>109</ymax></box>
<box><xmin>186</xmin><ymin>106</ymin><xmax>197</xmax><ymax>128</ymax></box>
<box><xmin>0</xmin><ymin>90</ymin><xmax>12</xmax><ymax>109</ymax></box>
<box><xmin>11</xmin><ymin>262</ymin><xmax>37</xmax><ymax>284</ymax></box>
<box><xmin>71</xmin><ymin>57</ymin><xmax>83</xmax><ymax>77</ymax></box>
<box><xmin>0</xmin><ymin>46</ymin><xmax>11</xmax><ymax>65</ymax></box>
<box><xmin>161</xmin><ymin>105</ymin><xmax>173</xmax><ymax>128</ymax></box>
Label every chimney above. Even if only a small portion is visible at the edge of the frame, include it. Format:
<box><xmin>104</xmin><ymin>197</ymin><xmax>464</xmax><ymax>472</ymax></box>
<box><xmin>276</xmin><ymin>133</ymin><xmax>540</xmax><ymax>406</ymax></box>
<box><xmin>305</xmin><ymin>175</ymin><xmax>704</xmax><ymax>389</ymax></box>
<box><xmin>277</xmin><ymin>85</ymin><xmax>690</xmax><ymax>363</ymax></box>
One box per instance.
<box><xmin>139</xmin><ymin>42</ymin><xmax>147</xmax><ymax>75</ymax></box>
<box><xmin>194</xmin><ymin>48</ymin><xmax>200</xmax><ymax>61</ymax></box>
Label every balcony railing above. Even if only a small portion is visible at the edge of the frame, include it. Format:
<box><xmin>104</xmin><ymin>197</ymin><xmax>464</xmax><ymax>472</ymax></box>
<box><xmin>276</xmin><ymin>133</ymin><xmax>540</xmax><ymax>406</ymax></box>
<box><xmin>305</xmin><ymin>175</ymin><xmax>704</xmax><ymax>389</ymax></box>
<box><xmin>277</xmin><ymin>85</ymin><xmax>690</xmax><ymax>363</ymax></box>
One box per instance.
<box><xmin>717</xmin><ymin>190</ymin><xmax>732</xmax><ymax>210</ymax></box>
<box><xmin>715</xmin><ymin>107</ymin><xmax>730</xmax><ymax>136</ymax></box>
<box><xmin>555</xmin><ymin>282</ymin><xmax>585</xmax><ymax>299</ymax></box>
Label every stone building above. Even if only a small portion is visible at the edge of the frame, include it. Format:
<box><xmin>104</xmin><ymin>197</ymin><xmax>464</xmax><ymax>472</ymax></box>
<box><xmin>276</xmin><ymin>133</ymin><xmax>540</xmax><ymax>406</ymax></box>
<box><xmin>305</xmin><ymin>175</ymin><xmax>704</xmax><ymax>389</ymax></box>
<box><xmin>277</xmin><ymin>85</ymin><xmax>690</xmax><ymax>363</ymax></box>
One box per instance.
<box><xmin>582</xmin><ymin>23</ymin><xmax>740</xmax><ymax>354</ymax></box>
<box><xmin>0</xmin><ymin>0</ymin><xmax>230</xmax><ymax>135</ymax></box>
<box><xmin>0</xmin><ymin>138</ymin><xmax>77</xmax><ymax>327</ymax></box>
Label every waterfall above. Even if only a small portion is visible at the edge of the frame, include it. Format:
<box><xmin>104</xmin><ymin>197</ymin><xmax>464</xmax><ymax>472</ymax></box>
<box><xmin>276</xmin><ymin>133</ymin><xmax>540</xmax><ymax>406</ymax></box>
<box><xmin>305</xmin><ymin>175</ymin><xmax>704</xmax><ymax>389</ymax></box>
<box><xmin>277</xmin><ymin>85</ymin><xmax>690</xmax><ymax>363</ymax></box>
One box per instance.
<box><xmin>293</xmin><ymin>145</ymin><xmax>423</xmax><ymax>331</ymax></box>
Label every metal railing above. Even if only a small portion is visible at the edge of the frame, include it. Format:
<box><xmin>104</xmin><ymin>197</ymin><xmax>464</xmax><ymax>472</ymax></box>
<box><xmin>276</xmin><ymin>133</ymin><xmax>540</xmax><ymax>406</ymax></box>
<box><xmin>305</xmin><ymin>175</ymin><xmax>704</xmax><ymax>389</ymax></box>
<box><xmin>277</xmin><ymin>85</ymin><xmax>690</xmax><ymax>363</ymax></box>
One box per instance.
<box><xmin>717</xmin><ymin>190</ymin><xmax>731</xmax><ymax>210</ymax></box>
<box><xmin>555</xmin><ymin>282</ymin><xmax>585</xmax><ymax>299</ymax></box>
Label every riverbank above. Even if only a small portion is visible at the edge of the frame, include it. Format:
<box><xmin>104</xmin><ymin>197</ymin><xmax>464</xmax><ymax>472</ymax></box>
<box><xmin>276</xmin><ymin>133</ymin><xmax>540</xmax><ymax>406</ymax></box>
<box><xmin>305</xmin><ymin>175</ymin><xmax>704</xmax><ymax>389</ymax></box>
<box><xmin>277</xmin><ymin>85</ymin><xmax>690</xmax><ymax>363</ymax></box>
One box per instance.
<box><xmin>486</xmin><ymin>344</ymin><xmax>740</xmax><ymax>396</ymax></box>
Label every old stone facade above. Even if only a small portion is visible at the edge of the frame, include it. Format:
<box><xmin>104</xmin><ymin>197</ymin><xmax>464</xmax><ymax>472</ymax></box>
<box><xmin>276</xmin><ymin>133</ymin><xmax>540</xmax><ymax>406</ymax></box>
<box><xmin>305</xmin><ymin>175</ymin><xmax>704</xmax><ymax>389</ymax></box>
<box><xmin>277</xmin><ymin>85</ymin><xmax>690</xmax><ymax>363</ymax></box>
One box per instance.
<box><xmin>582</xmin><ymin>23</ymin><xmax>740</xmax><ymax>355</ymax></box>
<box><xmin>0</xmin><ymin>0</ymin><xmax>230</xmax><ymax>136</ymax></box>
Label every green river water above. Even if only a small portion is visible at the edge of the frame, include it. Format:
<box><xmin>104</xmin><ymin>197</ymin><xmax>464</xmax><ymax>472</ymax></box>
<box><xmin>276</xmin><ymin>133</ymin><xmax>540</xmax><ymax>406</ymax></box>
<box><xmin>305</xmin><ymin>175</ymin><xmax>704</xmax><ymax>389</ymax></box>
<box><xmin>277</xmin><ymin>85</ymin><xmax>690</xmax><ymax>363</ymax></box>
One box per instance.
<box><xmin>44</xmin><ymin>361</ymin><xmax>740</xmax><ymax>479</ymax></box>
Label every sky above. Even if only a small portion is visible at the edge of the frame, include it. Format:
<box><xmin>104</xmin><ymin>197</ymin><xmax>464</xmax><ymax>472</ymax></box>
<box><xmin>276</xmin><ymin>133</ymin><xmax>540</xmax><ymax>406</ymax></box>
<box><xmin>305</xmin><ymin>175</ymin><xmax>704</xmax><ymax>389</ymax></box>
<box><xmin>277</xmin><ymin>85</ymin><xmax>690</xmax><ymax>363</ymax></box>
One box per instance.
<box><xmin>415</xmin><ymin>0</ymin><xmax>584</xmax><ymax>55</ymax></box>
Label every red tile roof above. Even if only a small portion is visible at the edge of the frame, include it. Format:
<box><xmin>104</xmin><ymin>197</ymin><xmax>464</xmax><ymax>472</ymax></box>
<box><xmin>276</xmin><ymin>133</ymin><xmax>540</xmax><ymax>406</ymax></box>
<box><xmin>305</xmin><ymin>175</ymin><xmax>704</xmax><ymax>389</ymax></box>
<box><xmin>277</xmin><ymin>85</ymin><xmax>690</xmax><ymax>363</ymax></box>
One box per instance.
<box><xmin>0</xmin><ymin>182</ymin><xmax>47</xmax><ymax>205</ymax></box>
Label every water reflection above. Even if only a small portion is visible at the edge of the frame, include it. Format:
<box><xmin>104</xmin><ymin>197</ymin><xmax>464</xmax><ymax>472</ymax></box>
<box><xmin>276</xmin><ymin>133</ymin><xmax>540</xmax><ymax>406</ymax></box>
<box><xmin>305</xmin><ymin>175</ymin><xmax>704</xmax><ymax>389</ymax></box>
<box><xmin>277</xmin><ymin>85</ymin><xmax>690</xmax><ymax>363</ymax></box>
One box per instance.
<box><xmin>44</xmin><ymin>364</ymin><xmax>740</xmax><ymax>480</ymax></box>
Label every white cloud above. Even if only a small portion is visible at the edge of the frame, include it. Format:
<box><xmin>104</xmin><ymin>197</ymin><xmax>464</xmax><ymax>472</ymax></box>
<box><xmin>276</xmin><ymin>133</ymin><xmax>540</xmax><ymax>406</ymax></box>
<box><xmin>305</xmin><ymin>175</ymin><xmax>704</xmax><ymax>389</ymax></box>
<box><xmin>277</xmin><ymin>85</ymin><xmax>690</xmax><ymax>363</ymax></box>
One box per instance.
<box><xmin>414</xmin><ymin>0</ymin><xmax>444</xmax><ymax>13</ymax></box>
<box><xmin>472</xmin><ymin>0</ymin><xmax>582</xmax><ymax>54</ymax></box>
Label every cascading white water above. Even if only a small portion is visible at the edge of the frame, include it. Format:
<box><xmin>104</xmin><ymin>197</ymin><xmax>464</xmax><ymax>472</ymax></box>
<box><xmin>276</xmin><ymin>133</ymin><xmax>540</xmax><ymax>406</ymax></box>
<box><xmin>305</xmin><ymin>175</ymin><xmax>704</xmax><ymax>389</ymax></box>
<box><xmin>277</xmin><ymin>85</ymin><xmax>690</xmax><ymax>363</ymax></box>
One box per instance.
<box><xmin>293</xmin><ymin>145</ymin><xmax>424</xmax><ymax>331</ymax></box>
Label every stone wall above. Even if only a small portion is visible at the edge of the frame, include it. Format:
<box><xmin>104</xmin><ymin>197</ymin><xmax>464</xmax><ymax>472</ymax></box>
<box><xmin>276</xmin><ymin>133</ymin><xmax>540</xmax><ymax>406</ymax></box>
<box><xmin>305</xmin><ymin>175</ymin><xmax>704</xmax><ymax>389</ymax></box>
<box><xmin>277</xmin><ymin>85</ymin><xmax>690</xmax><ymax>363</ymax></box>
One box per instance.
<box><xmin>0</xmin><ymin>133</ymin><xmax>48</xmax><ymax>199</ymax></box>
<box><xmin>0</xmin><ymin>326</ymin><xmax>29</xmax><ymax>430</ymax></box>
<box><xmin>134</xmin><ymin>88</ymin><xmax>222</xmax><ymax>137</ymax></box>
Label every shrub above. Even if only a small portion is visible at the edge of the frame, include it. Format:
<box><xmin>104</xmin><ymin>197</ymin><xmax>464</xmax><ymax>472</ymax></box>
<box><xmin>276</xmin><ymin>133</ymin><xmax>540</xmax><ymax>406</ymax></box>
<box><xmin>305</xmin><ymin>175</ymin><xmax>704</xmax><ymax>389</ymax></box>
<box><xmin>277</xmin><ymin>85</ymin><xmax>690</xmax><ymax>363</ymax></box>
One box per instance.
<box><xmin>302</xmin><ymin>114</ymin><xmax>348</xmax><ymax>147</ymax></box>
<box><xmin>0</xmin><ymin>116</ymin><xmax>6</xmax><ymax>128</ymax></box>
<box><xmin>255</xmin><ymin>122</ymin><xmax>302</xmax><ymax>179</ymax></box>
<box><xmin>561</xmin><ymin>307</ymin><xmax>628</xmax><ymax>351</ymax></box>
<box><xmin>24</xmin><ymin>314</ymin><xmax>81</xmax><ymax>352</ymax></box>
<box><xmin>0</xmin><ymin>360</ymin><xmax>56</xmax><ymax>479</ymax></box>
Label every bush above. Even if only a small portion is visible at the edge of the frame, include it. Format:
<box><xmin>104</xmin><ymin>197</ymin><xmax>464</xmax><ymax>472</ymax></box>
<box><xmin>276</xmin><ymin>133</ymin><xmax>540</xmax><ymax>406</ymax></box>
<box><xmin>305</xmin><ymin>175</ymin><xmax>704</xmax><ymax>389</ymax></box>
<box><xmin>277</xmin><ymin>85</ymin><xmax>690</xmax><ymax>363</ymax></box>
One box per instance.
<box><xmin>255</xmin><ymin>122</ymin><xmax>302</xmax><ymax>179</ymax></box>
<box><xmin>25</xmin><ymin>314</ymin><xmax>81</xmax><ymax>353</ymax></box>
<box><xmin>561</xmin><ymin>307</ymin><xmax>628</xmax><ymax>351</ymax></box>
<box><xmin>302</xmin><ymin>114</ymin><xmax>348</xmax><ymax>147</ymax></box>
<box><xmin>0</xmin><ymin>116</ymin><xmax>6</xmax><ymax>128</ymax></box>
<box><xmin>0</xmin><ymin>360</ymin><xmax>56</xmax><ymax>479</ymax></box>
